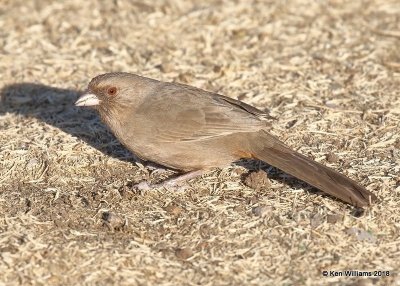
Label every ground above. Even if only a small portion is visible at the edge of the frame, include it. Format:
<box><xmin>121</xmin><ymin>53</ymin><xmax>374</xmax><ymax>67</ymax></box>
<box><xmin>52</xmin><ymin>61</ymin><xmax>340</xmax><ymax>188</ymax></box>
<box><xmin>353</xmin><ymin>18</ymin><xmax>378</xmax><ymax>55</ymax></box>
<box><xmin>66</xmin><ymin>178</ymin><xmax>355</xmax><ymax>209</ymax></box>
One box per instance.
<box><xmin>0</xmin><ymin>0</ymin><xmax>399</xmax><ymax>285</ymax></box>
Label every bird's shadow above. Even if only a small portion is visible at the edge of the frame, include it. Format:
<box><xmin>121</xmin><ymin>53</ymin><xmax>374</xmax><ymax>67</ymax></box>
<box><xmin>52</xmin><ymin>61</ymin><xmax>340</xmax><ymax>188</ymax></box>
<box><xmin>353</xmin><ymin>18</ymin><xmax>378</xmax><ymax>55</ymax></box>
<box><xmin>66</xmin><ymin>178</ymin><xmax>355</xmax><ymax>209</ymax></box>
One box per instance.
<box><xmin>0</xmin><ymin>82</ymin><xmax>339</xmax><ymax>206</ymax></box>
<box><xmin>0</xmin><ymin>82</ymin><xmax>135</xmax><ymax>161</ymax></box>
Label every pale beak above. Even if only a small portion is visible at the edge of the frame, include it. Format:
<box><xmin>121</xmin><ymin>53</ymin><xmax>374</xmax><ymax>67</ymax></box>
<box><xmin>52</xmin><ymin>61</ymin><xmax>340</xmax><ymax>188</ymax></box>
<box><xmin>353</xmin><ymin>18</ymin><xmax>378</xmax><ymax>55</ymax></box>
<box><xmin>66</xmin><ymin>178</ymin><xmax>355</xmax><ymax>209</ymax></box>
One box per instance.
<box><xmin>75</xmin><ymin>93</ymin><xmax>100</xmax><ymax>107</ymax></box>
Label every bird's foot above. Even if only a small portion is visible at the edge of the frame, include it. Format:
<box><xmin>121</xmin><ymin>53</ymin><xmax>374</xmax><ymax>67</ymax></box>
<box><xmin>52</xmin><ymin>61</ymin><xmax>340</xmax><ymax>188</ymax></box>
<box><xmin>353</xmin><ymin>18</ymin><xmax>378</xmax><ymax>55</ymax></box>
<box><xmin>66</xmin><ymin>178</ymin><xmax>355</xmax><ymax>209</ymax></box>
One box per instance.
<box><xmin>132</xmin><ymin>170</ymin><xmax>204</xmax><ymax>191</ymax></box>
<box><xmin>133</xmin><ymin>181</ymin><xmax>152</xmax><ymax>191</ymax></box>
<box><xmin>132</xmin><ymin>180</ymin><xmax>187</xmax><ymax>191</ymax></box>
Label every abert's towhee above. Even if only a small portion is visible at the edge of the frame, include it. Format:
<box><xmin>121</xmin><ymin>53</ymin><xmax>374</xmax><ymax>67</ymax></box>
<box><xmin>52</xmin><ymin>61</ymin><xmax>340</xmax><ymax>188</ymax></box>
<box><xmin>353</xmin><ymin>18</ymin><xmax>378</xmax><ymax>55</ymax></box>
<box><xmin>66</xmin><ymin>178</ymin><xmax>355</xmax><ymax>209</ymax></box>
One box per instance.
<box><xmin>75</xmin><ymin>72</ymin><xmax>376</xmax><ymax>207</ymax></box>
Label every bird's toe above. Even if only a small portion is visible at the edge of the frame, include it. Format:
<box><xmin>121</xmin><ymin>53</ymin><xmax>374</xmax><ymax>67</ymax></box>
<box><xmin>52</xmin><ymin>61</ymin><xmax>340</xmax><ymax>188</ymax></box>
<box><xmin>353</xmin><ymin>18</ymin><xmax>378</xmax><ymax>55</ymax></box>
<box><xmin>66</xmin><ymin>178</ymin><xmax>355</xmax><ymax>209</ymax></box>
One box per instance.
<box><xmin>133</xmin><ymin>181</ymin><xmax>152</xmax><ymax>191</ymax></box>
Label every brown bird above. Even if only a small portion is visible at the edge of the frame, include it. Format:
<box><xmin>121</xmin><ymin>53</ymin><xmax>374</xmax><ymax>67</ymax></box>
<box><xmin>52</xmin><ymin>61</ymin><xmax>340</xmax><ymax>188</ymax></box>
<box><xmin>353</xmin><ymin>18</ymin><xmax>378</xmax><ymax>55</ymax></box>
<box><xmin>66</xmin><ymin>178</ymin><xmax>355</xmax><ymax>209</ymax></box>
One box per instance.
<box><xmin>75</xmin><ymin>72</ymin><xmax>377</xmax><ymax>207</ymax></box>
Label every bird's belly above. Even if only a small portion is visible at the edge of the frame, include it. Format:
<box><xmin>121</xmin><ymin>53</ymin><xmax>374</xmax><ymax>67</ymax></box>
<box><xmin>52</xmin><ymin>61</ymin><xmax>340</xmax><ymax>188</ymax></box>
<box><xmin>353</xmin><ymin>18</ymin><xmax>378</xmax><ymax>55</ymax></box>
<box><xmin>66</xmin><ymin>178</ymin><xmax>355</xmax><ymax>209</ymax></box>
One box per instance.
<box><xmin>125</xmin><ymin>138</ymin><xmax>241</xmax><ymax>171</ymax></box>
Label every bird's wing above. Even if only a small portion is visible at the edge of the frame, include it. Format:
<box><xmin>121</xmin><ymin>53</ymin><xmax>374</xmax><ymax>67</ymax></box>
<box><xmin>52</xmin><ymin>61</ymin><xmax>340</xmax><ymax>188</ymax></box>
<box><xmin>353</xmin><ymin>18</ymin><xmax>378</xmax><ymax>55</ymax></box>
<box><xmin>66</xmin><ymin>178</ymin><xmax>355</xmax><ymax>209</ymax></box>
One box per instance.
<box><xmin>134</xmin><ymin>84</ymin><xmax>267</xmax><ymax>143</ymax></box>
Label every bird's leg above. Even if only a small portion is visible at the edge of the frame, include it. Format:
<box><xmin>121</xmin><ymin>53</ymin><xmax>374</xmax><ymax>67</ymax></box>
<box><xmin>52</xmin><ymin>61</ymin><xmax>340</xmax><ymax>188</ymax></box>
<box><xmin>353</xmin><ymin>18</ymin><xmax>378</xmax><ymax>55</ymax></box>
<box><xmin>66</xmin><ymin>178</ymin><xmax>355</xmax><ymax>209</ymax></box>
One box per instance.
<box><xmin>134</xmin><ymin>170</ymin><xmax>204</xmax><ymax>191</ymax></box>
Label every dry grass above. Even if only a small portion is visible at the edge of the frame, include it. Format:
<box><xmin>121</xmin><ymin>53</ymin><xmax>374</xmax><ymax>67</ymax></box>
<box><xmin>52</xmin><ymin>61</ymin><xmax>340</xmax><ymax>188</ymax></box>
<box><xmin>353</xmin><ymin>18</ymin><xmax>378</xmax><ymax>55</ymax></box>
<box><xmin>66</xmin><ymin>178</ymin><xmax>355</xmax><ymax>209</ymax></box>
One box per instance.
<box><xmin>1</xmin><ymin>0</ymin><xmax>399</xmax><ymax>285</ymax></box>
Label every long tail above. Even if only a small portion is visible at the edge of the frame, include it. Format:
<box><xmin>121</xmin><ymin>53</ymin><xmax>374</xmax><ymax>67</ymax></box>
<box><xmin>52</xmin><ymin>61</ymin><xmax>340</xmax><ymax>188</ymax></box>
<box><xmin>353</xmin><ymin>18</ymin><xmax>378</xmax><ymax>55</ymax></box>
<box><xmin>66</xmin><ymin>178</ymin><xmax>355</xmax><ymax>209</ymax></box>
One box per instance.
<box><xmin>250</xmin><ymin>132</ymin><xmax>377</xmax><ymax>207</ymax></box>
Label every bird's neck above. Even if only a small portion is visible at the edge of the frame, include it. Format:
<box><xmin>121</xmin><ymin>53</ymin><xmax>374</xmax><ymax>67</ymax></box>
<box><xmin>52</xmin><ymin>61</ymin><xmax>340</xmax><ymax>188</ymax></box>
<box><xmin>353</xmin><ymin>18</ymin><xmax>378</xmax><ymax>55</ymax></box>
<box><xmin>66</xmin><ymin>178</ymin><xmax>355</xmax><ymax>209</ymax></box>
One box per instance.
<box><xmin>99</xmin><ymin>104</ymin><xmax>130</xmax><ymax>144</ymax></box>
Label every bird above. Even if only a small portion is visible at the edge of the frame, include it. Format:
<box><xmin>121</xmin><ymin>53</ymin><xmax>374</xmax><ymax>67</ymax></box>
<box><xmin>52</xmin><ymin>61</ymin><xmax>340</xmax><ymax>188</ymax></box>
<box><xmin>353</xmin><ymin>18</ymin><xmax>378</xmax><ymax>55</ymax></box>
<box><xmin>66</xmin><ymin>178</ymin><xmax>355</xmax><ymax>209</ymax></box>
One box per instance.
<box><xmin>75</xmin><ymin>72</ymin><xmax>377</xmax><ymax>207</ymax></box>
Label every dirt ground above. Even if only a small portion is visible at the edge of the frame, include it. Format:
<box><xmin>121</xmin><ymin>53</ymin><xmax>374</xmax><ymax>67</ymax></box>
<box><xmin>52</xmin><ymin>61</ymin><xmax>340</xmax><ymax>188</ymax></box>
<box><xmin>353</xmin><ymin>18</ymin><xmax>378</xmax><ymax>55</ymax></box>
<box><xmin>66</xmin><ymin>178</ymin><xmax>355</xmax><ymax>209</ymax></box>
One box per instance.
<box><xmin>0</xmin><ymin>0</ymin><xmax>399</xmax><ymax>285</ymax></box>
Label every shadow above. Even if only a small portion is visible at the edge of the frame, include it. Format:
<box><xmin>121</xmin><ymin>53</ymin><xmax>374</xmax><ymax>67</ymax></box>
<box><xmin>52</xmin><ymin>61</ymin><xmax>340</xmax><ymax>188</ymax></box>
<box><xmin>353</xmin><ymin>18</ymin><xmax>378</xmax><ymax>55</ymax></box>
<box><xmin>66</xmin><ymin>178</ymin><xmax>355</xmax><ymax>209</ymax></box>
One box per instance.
<box><xmin>235</xmin><ymin>159</ymin><xmax>315</xmax><ymax>192</ymax></box>
<box><xmin>0</xmin><ymin>83</ymin><xmax>134</xmax><ymax>161</ymax></box>
<box><xmin>0</xmin><ymin>83</ymin><xmax>314</xmax><ymax>187</ymax></box>
<box><xmin>0</xmin><ymin>83</ymin><xmax>361</xmax><ymax>209</ymax></box>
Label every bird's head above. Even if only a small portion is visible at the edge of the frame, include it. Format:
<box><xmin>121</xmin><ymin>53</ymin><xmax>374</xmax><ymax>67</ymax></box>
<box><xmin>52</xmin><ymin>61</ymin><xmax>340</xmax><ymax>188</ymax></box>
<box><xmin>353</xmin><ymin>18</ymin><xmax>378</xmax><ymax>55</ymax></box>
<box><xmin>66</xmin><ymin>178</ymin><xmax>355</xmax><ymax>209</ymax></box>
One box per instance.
<box><xmin>76</xmin><ymin>73</ymin><xmax>133</xmax><ymax>109</ymax></box>
<box><xmin>75</xmin><ymin>72</ymin><xmax>158</xmax><ymax>114</ymax></box>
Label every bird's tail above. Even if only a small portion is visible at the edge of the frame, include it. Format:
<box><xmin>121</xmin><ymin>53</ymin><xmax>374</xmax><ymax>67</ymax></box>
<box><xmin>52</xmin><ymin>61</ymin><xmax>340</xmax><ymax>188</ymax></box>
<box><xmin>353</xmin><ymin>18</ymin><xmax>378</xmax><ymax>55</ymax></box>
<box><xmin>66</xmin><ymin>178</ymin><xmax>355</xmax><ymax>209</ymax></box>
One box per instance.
<box><xmin>250</xmin><ymin>132</ymin><xmax>377</xmax><ymax>207</ymax></box>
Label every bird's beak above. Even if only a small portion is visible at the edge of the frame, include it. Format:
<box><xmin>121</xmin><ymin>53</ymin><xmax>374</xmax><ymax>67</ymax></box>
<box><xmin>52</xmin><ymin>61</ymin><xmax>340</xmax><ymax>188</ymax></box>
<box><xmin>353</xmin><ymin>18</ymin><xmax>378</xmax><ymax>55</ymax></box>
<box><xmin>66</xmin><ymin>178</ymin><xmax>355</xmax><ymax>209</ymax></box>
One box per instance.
<box><xmin>75</xmin><ymin>93</ymin><xmax>100</xmax><ymax>107</ymax></box>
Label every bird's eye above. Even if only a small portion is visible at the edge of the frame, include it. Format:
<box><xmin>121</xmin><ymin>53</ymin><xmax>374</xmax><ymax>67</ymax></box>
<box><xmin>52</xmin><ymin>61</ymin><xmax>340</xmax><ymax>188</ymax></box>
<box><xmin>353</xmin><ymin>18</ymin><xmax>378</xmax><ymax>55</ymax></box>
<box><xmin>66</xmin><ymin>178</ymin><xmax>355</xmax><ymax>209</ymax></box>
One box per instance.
<box><xmin>107</xmin><ymin>86</ymin><xmax>117</xmax><ymax>96</ymax></box>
